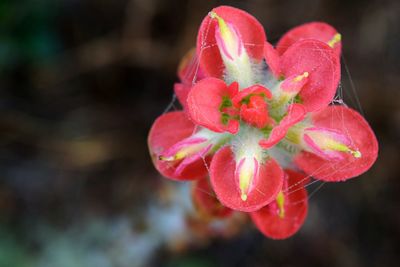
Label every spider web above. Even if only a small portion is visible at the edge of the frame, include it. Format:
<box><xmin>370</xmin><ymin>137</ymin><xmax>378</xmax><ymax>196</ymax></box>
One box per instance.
<box><xmin>159</xmin><ymin>13</ymin><xmax>364</xmax><ymax>218</ymax></box>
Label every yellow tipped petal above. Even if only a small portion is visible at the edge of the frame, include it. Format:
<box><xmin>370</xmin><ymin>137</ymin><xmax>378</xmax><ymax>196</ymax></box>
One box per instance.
<box><xmin>327</xmin><ymin>33</ymin><xmax>341</xmax><ymax>48</ymax></box>
<box><xmin>209</xmin><ymin>10</ymin><xmax>253</xmax><ymax>88</ymax></box>
<box><xmin>305</xmin><ymin>129</ymin><xmax>362</xmax><ymax>159</ymax></box>
<box><xmin>209</xmin><ymin>11</ymin><xmax>233</xmax><ymax>45</ymax></box>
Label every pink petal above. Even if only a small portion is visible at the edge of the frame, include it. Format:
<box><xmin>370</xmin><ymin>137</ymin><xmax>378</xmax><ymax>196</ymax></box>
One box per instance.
<box><xmin>280</xmin><ymin>39</ymin><xmax>340</xmax><ymax>112</ymax></box>
<box><xmin>276</xmin><ymin>22</ymin><xmax>341</xmax><ymax>57</ymax></box>
<box><xmin>294</xmin><ymin>105</ymin><xmax>378</xmax><ymax>181</ymax></box>
<box><xmin>187</xmin><ymin>77</ymin><xmax>239</xmax><ymax>134</ymax></box>
<box><xmin>210</xmin><ymin>146</ymin><xmax>283</xmax><ymax>212</ymax></box>
<box><xmin>196</xmin><ymin>6</ymin><xmax>266</xmax><ymax>78</ymax></box>
<box><xmin>263</xmin><ymin>41</ymin><xmax>281</xmax><ymax>77</ymax></box>
<box><xmin>148</xmin><ymin>111</ymin><xmax>208</xmax><ymax>180</ymax></box>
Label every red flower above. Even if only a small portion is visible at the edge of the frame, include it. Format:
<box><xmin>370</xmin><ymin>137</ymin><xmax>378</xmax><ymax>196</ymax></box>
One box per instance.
<box><xmin>148</xmin><ymin>5</ymin><xmax>378</xmax><ymax>239</ymax></box>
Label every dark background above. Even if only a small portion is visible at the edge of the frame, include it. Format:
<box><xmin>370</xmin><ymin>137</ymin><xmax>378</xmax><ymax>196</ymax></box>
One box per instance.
<box><xmin>0</xmin><ymin>0</ymin><xmax>399</xmax><ymax>266</ymax></box>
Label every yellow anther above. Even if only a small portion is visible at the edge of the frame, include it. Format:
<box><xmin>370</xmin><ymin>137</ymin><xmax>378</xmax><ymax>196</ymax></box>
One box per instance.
<box><xmin>351</xmin><ymin>150</ymin><xmax>362</xmax><ymax>158</ymax></box>
<box><xmin>327</xmin><ymin>33</ymin><xmax>342</xmax><ymax>48</ymax></box>
<box><xmin>293</xmin><ymin>71</ymin><xmax>309</xmax><ymax>82</ymax></box>
<box><xmin>237</xmin><ymin>158</ymin><xmax>257</xmax><ymax>202</ymax></box>
<box><xmin>159</xmin><ymin>151</ymin><xmax>186</xmax><ymax>161</ymax></box>
<box><xmin>276</xmin><ymin>191</ymin><xmax>285</xmax><ymax>219</ymax></box>
<box><xmin>175</xmin><ymin>151</ymin><xmax>186</xmax><ymax>160</ymax></box>
<box><xmin>239</xmin><ymin>170</ymin><xmax>252</xmax><ymax>202</ymax></box>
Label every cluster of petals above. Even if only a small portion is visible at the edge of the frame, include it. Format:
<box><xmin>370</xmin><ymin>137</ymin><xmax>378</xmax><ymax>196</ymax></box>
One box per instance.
<box><xmin>148</xmin><ymin>6</ymin><xmax>378</xmax><ymax>239</ymax></box>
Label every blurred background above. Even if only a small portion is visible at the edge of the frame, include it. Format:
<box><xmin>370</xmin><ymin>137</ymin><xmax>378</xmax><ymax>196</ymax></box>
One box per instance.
<box><xmin>0</xmin><ymin>0</ymin><xmax>399</xmax><ymax>266</ymax></box>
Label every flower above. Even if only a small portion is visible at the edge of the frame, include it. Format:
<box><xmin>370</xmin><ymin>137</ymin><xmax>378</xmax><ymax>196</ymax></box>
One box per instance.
<box><xmin>148</xmin><ymin>5</ymin><xmax>378</xmax><ymax>239</ymax></box>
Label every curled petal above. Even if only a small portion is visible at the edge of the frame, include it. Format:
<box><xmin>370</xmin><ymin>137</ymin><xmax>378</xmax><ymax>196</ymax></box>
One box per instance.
<box><xmin>178</xmin><ymin>48</ymin><xmax>206</xmax><ymax>85</ymax></box>
<box><xmin>263</xmin><ymin>41</ymin><xmax>281</xmax><ymax>77</ymax></box>
<box><xmin>148</xmin><ymin>111</ymin><xmax>208</xmax><ymax>180</ymax></box>
<box><xmin>259</xmin><ymin>104</ymin><xmax>306</xmax><ymax>148</ymax></box>
<box><xmin>251</xmin><ymin>169</ymin><xmax>308</xmax><ymax>239</ymax></box>
<box><xmin>280</xmin><ymin>39</ymin><xmax>340</xmax><ymax>112</ymax></box>
<box><xmin>173</xmin><ymin>143</ymin><xmax>212</xmax><ymax>176</ymax></box>
<box><xmin>187</xmin><ymin>77</ymin><xmax>239</xmax><ymax>134</ymax></box>
<box><xmin>276</xmin><ymin>22</ymin><xmax>342</xmax><ymax>57</ymax></box>
<box><xmin>280</xmin><ymin>72</ymin><xmax>310</xmax><ymax>94</ymax></box>
<box><xmin>294</xmin><ymin>105</ymin><xmax>378</xmax><ymax>181</ymax></box>
<box><xmin>197</xmin><ymin>5</ymin><xmax>266</xmax><ymax>78</ymax></box>
<box><xmin>192</xmin><ymin>177</ymin><xmax>232</xmax><ymax>219</ymax></box>
<box><xmin>174</xmin><ymin>83</ymin><xmax>191</xmax><ymax>111</ymax></box>
<box><xmin>210</xmin><ymin>146</ymin><xmax>283</xmax><ymax>212</ymax></box>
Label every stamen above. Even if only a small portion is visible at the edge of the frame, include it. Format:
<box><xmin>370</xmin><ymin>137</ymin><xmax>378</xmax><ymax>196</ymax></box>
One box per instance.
<box><xmin>293</xmin><ymin>72</ymin><xmax>309</xmax><ymax>82</ymax></box>
<box><xmin>271</xmin><ymin>72</ymin><xmax>310</xmax><ymax>117</ymax></box>
<box><xmin>325</xmin><ymin>139</ymin><xmax>361</xmax><ymax>158</ymax></box>
<box><xmin>327</xmin><ymin>33</ymin><xmax>341</xmax><ymax>48</ymax></box>
<box><xmin>158</xmin><ymin>136</ymin><xmax>212</xmax><ymax>162</ymax></box>
<box><xmin>159</xmin><ymin>155</ymin><xmax>174</xmax><ymax>161</ymax></box>
<box><xmin>236</xmin><ymin>157</ymin><xmax>259</xmax><ymax>202</ymax></box>
<box><xmin>159</xmin><ymin>151</ymin><xmax>186</xmax><ymax>161</ymax></box>
<box><xmin>276</xmin><ymin>191</ymin><xmax>285</xmax><ymax>219</ymax></box>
